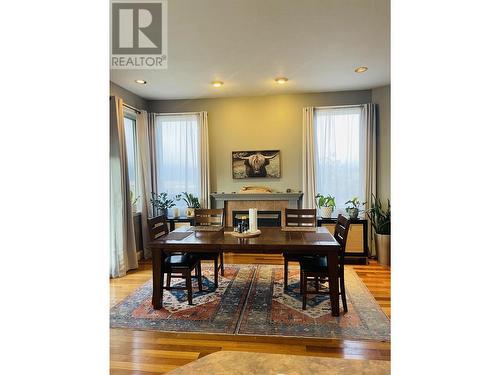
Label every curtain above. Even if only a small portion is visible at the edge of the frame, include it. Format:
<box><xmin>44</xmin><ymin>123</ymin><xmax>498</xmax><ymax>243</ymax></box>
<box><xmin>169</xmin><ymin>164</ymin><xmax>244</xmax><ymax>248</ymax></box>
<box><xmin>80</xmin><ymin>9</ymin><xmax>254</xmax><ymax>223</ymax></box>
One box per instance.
<box><xmin>136</xmin><ymin>110</ymin><xmax>153</xmax><ymax>259</ymax></box>
<box><xmin>199</xmin><ymin>111</ymin><xmax>211</xmax><ymax>208</ymax></box>
<box><xmin>314</xmin><ymin>106</ymin><xmax>365</xmax><ymax>216</ymax></box>
<box><xmin>110</xmin><ymin>96</ymin><xmax>138</xmax><ymax>278</ymax></box>
<box><xmin>362</xmin><ymin>103</ymin><xmax>377</xmax><ymax>255</ymax></box>
<box><xmin>302</xmin><ymin>107</ymin><xmax>316</xmax><ymax>209</ymax></box>
<box><xmin>155</xmin><ymin>114</ymin><xmax>201</xmax><ymax>214</ymax></box>
<box><xmin>149</xmin><ymin>112</ymin><xmax>158</xmax><ymax>206</ymax></box>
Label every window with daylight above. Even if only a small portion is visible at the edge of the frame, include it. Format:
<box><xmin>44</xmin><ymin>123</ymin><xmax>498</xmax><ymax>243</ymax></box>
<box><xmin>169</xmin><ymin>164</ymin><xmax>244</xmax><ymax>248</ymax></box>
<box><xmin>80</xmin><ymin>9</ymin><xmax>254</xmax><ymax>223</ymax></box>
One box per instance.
<box><xmin>123</xmin><ymin>114</ymin><xmax>140</xmax><ymax>212</ymax></box>
<box><xmin>155</xmin><ymin>114</ymin><xmax>200</xmax><ymax>209</ymax></box>
<box><xmin>314</xmin><ymin>106</ymin><xmax>366</xmax><ymax>215</ymax></box>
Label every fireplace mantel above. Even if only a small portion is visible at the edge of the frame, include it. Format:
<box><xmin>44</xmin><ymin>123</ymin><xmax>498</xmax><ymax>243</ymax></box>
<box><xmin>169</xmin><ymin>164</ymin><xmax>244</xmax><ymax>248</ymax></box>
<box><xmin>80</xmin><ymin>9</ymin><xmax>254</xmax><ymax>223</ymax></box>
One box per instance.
<box><xmin>211</xmin><ymin>192</ymin><xmax>303</xmax><ymax>203</ymax></box>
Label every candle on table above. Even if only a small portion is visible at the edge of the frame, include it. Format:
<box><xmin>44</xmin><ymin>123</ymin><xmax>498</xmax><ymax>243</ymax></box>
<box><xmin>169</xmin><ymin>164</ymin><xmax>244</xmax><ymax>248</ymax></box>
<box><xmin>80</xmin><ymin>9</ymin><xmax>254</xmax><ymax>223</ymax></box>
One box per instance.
<box><xmin>249</xmin><ymin>208</ymin><xmax>258</xmax><ymax>232</ymax></box>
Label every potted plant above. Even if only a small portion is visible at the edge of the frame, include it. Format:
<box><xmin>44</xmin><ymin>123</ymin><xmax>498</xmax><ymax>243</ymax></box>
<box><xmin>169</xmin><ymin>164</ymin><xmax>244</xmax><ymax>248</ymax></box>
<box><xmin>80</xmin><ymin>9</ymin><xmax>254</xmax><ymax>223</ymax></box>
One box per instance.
<box><xmin>150</xmin><ymin>192</ymin><xmax>175</xmax><ymax>217</ymax></box>
<box><xmin>366</xmin><ymin>194</ymin><xmax>391</xmax><ymax>266</ymax></box>
<box><xmin>315</xmin><ymin>193</ymin><xmax>336</xmax><ymax>218</ymax></box>
<box><xmin>176</xmin><ymin>192</ymin><xmax>201</xmax><ymax>217</ymax></box>
<box><xmin>130</xmin><ymin>191</ymin><xmax>141</xmax><ymax>213</ymax></box>
<box><xmin>345</xmin><ymin>197</ymin><xmax>365</xmax><ymax>220</ymax></box>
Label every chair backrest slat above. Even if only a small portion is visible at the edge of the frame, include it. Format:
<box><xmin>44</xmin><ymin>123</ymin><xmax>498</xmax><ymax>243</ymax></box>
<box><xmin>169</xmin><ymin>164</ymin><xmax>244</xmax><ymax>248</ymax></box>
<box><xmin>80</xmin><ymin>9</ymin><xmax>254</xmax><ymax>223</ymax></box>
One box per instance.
<box><xmin>148</xmin><ymin>215</ymin><xmax>169</xmax><ymax>240</ymax></box>
<box><xmin>333</xmin><ymin>214</ymin><xmax>351</xmax><ymax>255</ymax></box>
<box><xmin>285</xmin><ymin>208</ymin><xmax>317</xmax><ymax>227</ymax></box>
<box><xmin>194</xmin><ymin>208</ymin><xmax>224</xmax><ymax>227</ymax></box>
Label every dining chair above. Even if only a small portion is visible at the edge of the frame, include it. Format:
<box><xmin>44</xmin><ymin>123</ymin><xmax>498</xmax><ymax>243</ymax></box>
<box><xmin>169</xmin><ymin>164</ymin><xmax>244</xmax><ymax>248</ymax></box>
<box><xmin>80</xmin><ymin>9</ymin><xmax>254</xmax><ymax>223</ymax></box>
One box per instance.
<box><xmin>147</xmin><ymin>215</ymin><xmax>203</xmax><ymax>305</ymax></box>
<box><xmin>193</xmin><ymin>208</ymin><xmax>225</xmax><ymax>289</ymax></box>
<box><xmin>282</xmin><ymin>208</ymin><xmax>317</xmax><ymax>290</ymax></box>
<box><xmin>299</xmin><ymin>214</ymin><xmax>351</xmax><ymax>313</ymax></box>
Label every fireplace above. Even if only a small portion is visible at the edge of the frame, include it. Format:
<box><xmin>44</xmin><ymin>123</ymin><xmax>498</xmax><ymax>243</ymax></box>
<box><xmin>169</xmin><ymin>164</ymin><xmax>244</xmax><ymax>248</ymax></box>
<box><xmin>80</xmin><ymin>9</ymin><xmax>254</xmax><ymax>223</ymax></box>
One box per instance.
<box><xmin>232</xmin><ymin>210</ymin><xmax>281</xmax><ymax>228</ymax></box>
<box><xmin>210</xmin><ymin>192</ymin><xmax>303</xmax><ymax>227</ymax></box>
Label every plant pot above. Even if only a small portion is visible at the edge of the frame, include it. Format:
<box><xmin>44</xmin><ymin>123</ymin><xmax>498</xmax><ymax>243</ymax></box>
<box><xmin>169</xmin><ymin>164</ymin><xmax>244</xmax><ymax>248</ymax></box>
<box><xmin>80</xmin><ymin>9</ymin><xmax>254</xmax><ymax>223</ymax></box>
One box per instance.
<box><xmin>319</xmin><ymin>206</ymin><xmax>333</xmax><ymax>218</ymax></box>
<box><xmin>185</xmin><ymin>207</ymin><xmax>195</xmax><ymax>218</ymax></box>
<box><xmin>346</xmin><ymin>207</ymin><xmax>359</xmax><ymax>220</ymax></box>
<box><xmin>375</xmin><ymin>233</ymin><xmax>391</xmax><ymax>266</ymax></box>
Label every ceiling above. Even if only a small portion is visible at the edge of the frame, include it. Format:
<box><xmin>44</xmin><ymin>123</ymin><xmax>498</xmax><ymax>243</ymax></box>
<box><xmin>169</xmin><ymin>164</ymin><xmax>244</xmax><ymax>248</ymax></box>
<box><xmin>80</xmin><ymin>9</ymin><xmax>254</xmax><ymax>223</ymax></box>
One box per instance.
<box><xmin>110</xmin><ymin>0</ymin><xmax>390</xmax><ymax>100</ymax></box>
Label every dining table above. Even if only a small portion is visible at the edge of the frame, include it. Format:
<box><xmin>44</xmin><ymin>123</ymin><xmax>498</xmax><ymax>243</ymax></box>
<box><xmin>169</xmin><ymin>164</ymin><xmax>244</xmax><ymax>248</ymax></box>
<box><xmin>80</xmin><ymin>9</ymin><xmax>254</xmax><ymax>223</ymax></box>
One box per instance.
<box><xmin>149</xmin><ymin>226</ymin><xmax>342</xmax><ymax>316</ymax></box>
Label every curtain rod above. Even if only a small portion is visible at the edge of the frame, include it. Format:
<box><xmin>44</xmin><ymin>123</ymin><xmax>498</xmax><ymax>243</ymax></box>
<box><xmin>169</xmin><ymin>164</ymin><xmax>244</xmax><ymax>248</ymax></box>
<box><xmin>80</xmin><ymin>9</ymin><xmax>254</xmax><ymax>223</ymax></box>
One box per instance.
<box><xmin>314</xmin><ymin>104</ymin><xmax>365</xmax><ymax>109</ymax></box>
<box><xmin>154</xmin><ymin>111</ymin><xmax>201</xmax><ymax>116</ymax></box>
<box><xmin>123</xmin><ymin>103</ymin><xmax>142</xmax><ymax>114</ymax></box>
<box><xmin>109</xmin><ymin>96</ymin><xmax>143</xmax><ymax>114</ymax></box>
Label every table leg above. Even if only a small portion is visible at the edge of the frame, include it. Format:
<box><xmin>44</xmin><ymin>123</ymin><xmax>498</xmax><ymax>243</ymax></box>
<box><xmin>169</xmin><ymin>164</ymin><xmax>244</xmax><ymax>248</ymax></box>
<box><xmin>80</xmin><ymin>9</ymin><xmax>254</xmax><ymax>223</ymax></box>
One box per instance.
<box><xmin>327</xmin><ymin>251</ymin><xmax>340</xmax><ymax>316</ymax></box>
<box><xmin>152</xmin><ymin>249</ymin><xmax>164</xmax><ymax>309</ymax></box>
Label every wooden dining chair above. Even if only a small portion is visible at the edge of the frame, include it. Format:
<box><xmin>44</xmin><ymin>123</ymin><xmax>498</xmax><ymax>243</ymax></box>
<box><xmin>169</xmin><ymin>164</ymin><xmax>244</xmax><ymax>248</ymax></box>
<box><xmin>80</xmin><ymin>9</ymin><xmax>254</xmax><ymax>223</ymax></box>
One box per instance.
<box><xmin>147</xmin><ymin>215</ymin><xmax>203</xmax><ymax>305</ymax></box>
<box><xmin>193</xmin><ymin>208</ymin><xmax>225</xmax><ymax>289</ymax></box>
<box><xmin>283</xmin><ymin>208</ymin><xmax>317</xmax><ymax>290</ymax></box>
<box><xmin>299</xmin><ymin>214</ymin><xmax>351</xmax><ymax>313</ymax></box>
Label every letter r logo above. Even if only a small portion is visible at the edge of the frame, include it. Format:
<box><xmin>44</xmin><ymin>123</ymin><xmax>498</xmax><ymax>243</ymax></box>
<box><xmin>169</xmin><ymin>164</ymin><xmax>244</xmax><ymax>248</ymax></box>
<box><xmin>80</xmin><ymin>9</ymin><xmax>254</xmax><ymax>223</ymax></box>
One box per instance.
<box><xmin>112</xmin><ymin>3</ymin><xmax>162</xmax><ymax>54</ymax></box>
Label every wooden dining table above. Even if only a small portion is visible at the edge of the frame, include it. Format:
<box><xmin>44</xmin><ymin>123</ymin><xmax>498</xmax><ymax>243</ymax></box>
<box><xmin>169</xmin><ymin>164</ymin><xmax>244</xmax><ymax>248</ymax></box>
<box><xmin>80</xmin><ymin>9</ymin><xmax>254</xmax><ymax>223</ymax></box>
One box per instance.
<box><xmin>149</xmin><ymin>226</ymin><xmax>342</xmax><ymax>316</ymax></box>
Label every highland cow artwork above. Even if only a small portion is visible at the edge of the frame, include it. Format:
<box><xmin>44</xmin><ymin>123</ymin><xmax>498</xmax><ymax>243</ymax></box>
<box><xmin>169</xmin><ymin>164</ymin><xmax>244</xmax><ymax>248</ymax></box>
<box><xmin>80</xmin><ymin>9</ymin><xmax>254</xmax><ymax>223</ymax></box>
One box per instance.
<box><xmin>232</xmin><ymin>150</ymin><xmax>281</xmax><ymax>179</ymax></box>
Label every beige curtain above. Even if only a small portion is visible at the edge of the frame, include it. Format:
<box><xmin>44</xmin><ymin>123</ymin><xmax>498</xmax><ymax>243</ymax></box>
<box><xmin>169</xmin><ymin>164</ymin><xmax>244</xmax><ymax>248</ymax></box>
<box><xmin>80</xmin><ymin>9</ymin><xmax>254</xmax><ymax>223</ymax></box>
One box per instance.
<box><xmin>137</xmin><ymin>110</ymin><xmax>153</xmax><ymax>259</ymax></box>
<box><xmin>362</xmin><ymin>103</ymin><xmax>377</xmax><ymax>256</ymax></box>
<box><xmin>199</xmin><ymin>111</ymin><xmax>211</xmax><ymax>208</ymax></box>
<box><xmin>149</xmin><ymin>113</ymin><xmax>158</xmax><ymax>210</ymax></box>
<box><xmin>110</xmin><ymin>96</ymin><xmax>138</xmax><ymax>277</ymax></box>
<box><xmin>302</xmin><ymin>107</ymin><xmax>316</xmax><ymax>209</ymax></box>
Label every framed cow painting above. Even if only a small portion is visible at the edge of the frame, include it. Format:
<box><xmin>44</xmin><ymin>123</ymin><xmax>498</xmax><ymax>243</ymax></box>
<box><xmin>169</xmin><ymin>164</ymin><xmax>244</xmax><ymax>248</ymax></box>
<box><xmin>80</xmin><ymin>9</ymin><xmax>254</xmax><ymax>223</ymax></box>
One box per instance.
<box><xmin>232</xmin><ymin>150</ymin><xmax>281</xmax><ymax>179</ymax></box>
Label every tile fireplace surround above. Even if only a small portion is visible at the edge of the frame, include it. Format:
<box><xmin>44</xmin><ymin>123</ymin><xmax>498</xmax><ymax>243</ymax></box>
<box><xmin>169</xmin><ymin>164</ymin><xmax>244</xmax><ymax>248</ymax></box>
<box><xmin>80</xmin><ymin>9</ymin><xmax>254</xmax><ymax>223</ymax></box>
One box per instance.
<box><xmin>210</xmin><ymin>193</ymin><xmax>303</xmax><ymax>227</ymax></box>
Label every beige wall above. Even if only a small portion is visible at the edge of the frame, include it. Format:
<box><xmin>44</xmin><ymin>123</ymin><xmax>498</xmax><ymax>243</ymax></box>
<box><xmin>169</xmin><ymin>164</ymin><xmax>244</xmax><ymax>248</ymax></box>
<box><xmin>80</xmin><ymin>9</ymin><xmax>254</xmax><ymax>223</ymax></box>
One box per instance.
<box><xmin>372</xmin><ymin>85</ymin><xmax>391</xmax><ymax>204</ymax></box>
<box><xmin>149</xmin><ymin>90</ymin><xmax>372</xmax><ymax>194</ymax></box>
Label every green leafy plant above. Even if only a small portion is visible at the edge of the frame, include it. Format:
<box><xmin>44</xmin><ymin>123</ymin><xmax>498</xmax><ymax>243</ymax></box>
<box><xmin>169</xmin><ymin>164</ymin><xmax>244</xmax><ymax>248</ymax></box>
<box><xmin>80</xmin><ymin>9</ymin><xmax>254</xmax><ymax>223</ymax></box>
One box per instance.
<box><xmin>175</xmin><ymin>192</ymin><xmax>201</xmax><ymax>208</ymax></box>
<box><xmin>345</xmin><ymin>197</ymin><xmax>365</xmax><ymax>210</ymax></box>
<box><xmin>365</xmin><ymin>194</ymin><xmax>391</xmax><ymax>235</ymax></box>
<box><xmin>150</xmin><ymin>192</ymin><xmax>175</xmax><ymax>212</ymax></box>
<box><xmin>315</xmin><ymin>193</ymin><xmax>336</xmax><ymax>208</ymax></box>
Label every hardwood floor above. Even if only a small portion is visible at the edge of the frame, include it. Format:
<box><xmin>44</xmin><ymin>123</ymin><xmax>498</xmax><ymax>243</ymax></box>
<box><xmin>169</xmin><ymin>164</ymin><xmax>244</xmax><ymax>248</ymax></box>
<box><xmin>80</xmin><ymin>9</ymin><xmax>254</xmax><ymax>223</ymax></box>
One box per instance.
<box><xmin>110</xmin><ymin>255</ymin><xmax>391</xmax><ymax>374</ymax></box>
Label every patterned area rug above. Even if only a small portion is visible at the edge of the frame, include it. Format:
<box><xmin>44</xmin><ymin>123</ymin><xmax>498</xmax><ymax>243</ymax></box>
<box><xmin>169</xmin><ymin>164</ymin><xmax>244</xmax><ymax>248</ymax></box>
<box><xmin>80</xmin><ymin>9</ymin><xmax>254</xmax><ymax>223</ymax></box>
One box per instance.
<box><xmin>238</xmin><ymin>265</ymin><xmax>390</xmax><ymax>341</ymax></box>
<box><xmin>110</xmin><ymin>265</ymin><xmax>390</xmax><ymax>341</ymax></box>
<box><xmin>110</xmin><ymin>265</ymin><xmax>256</xmax><ymax>334</ymax></box>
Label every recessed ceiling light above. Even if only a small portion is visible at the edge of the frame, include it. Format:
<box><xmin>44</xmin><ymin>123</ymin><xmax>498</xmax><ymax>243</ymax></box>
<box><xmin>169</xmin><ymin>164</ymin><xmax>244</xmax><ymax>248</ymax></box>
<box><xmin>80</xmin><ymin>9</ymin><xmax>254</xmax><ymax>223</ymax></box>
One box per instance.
<box><xmin>211</xmin><ymin>81</ymin><xmax>224</xmax><ymax>87</ymax></box>
<box><xmin>354</xmin><ymin>67</ymin><xmax>368</xmax><ymax>73</ymax></box>
<box><xmin>135</xmin><ymin>79</ymin><xmax>147</xmax><ymax>84</ymax></box>
<box><xmin>275</xmin><ymin>77</ymin><xmax>288</xmax><ymax>84</ymax></box>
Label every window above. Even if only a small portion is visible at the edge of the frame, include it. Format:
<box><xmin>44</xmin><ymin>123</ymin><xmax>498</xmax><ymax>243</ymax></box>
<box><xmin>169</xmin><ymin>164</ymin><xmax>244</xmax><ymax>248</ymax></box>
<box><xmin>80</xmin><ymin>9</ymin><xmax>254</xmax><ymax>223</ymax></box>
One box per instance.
<box><xmin>124</xmin><ymin>114</ymin><xmax>140</xmax><ymax>211</ymax></box>
<box><xmin>155</xmin><ymin>114</ymin><xmax>200</xmax><ymax>210</ymax></box>
<box><xmin>314</xmin><ymin>106</ymin><xmax>365</xmax><ymax>215</ymax></box>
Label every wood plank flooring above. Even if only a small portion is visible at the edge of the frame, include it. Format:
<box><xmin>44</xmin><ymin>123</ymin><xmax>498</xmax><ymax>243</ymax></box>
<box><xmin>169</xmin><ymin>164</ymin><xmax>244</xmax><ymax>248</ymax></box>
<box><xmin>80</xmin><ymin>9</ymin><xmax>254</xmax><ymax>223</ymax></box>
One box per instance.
<box><xmin>110</xmin><ymin>255</ymin><xmax>391</xmax><ymax>374</ymax></box>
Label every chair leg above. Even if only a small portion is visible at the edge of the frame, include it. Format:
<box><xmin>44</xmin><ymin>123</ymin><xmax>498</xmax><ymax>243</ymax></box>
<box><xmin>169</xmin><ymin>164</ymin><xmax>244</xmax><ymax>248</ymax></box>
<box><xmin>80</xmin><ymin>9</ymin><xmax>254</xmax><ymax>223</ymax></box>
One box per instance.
<box><xmin>186</xmin><ymin>272</ymin><xmax>193</xmax><ymax>305</ymax></box>
<box><xmin>302</xmin><ymin>272</ymin><xmax>307</xmax><ymax>310</ymax></box>
<box><xmin>340</xmin><ymin>269</ymin><xmax>348</xmax><ymax>313</ymax></box>
<box><xmin>214</xmin><ymin>257</ymin><xmax>219</xmax><ymax>289</ymax></box>
<box><xmin>197</xmin><ymin>263</ymin><xmax>203</xmax><ymax>292</ymax></box>
<box><xmin>315</xmin><ymin>276</ymin><xmax>319</xmax><ymax>292</ymax></box>
<box><xmin>220</xmin><ymin>252</ymin><xmax>225</xmax><ymax>276</ymax></box>
<box><xmin>284</xmin><ymin>258</ymin><xmax>289</xmax><ymax>290</ymax></box>
<box><xmin>166</xmin><ymin>273</ymin><xmax>171</xmax><ymax>288</ymax></box>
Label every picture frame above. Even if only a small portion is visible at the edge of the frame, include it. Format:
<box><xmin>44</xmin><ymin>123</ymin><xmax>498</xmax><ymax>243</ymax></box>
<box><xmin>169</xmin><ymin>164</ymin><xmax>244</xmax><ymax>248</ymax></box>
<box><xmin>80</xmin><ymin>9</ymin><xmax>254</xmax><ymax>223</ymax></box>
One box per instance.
<box><xmin>232</xmin><ymin>150</ymin><xmax>281</xmax><ymax>179</ymax></box>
